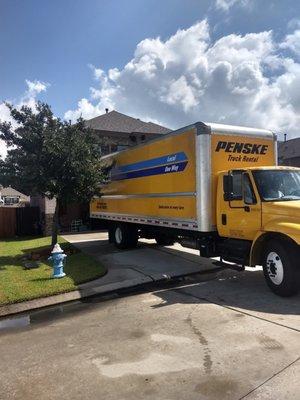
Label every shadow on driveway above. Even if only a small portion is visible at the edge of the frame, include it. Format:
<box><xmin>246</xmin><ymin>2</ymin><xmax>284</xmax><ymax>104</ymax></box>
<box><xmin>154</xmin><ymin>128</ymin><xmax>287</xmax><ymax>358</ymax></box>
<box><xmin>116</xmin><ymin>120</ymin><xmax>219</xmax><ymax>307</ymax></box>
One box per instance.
<box><xmin>150</xmin><ymin>267</ymin><xmax>300</xmax><ymax>330</ymax></box>
<box><xmin>64</xmin><ymin>232</ymin><xmax>300</xmax><ymax>326</ymax></box>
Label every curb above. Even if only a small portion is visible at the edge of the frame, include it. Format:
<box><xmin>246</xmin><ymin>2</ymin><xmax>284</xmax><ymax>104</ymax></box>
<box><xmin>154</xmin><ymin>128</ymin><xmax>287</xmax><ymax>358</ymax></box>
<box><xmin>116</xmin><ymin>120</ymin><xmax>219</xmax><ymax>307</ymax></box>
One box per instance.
<box><xmin>0</xmin><ymin>266</ymin><xmax>220</xmax><ymax>318</ymax></box>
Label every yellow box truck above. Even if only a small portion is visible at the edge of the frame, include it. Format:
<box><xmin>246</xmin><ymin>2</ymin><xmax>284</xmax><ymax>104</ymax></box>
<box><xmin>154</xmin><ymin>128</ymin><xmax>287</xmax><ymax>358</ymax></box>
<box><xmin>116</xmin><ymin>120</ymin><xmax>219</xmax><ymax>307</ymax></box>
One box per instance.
<box><xmin>90</xmin><ymin>122</ymin><xmax>300</xmax><ymax>296</ymax></box>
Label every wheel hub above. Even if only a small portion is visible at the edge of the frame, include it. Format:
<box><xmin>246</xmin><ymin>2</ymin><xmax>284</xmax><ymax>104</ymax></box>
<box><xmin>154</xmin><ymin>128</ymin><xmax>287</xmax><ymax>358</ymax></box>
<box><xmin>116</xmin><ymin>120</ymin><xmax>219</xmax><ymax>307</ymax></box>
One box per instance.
<box><xmin>266</xmin><ymin>252</ymin><xmax>284</xmax><ymax>285</ymax></box>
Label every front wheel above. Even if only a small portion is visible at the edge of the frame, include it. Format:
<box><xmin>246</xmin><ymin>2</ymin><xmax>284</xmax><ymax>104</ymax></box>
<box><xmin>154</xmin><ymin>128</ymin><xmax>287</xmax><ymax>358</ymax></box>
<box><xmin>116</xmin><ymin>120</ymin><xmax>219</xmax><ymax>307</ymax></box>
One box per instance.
<box><xmin>262</xmin><ymin>240</ymin><xmax>299</xmax><ymax>297</ymax></box>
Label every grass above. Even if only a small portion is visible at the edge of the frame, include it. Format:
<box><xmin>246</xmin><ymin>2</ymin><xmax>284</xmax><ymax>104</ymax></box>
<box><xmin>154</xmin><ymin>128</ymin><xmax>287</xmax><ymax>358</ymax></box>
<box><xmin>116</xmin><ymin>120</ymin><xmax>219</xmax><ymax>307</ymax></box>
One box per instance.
<box><xmin>0</xmin><ymin>236</ymin><xmax>106</xmax><ymax>306</ymax></box>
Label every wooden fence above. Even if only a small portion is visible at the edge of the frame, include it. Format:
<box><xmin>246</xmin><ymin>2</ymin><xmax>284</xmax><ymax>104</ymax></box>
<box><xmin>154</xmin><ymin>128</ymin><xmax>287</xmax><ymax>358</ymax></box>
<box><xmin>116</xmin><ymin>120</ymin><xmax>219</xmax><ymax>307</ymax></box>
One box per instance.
<box><xmin>0</xmin><ymin>208</ymin><xmax>16</xmax><ymax>238</ymax></box>
<box><xmin>0</xmin><ymin>207</ymin><xmax>39</xmax><ymax>239</ymax></box>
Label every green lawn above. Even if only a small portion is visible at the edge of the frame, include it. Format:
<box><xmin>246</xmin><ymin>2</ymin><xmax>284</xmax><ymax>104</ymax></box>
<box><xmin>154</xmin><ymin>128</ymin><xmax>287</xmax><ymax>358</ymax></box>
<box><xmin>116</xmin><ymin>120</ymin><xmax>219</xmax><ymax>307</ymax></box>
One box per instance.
<box><xmin>0</xmin><ymin>236</ymin><xmax>106</xmax><ymax>306</ymax></box>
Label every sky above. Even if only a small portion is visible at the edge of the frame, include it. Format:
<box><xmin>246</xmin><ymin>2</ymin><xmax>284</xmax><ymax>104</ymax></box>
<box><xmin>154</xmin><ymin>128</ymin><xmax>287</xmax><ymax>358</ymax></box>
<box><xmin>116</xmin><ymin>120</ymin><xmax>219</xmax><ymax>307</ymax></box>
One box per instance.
<box><xmin>1</xmin><ymin>0</ymin><xmax>300</xmax><ymax>158</ymax></box>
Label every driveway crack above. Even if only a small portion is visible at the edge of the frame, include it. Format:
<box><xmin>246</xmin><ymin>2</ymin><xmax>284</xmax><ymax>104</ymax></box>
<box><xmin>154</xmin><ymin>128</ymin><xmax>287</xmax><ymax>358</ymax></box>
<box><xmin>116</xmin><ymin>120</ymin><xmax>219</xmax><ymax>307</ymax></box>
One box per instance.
<box><xmin>238</xmin><ymin>357</ymin><xmax>300</xmax><ymax>399</ymax></box>
<box><xmin>128</xmin><ymin>266</ymin><xmax>155</xmax><ymax>282</ymax></box>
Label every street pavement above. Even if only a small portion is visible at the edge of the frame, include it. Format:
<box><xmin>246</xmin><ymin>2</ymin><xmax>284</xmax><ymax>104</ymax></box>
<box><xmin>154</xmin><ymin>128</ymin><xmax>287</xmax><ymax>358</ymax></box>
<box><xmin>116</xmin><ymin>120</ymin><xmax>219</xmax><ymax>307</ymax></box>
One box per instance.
<box><xmin>0</xmin><ymin>235</ymin><xmax>299</xmax><ymax>399</ymax></box>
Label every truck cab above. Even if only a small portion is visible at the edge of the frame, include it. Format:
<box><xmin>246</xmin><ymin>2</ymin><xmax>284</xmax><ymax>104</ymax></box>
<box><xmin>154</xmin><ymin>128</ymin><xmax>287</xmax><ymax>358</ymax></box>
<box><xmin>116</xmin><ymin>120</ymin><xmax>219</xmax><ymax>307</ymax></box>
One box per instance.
<box><xmin>216</xmin><ymin>166</ymin><xmax>300</xmax><ymax>296</ymax></box>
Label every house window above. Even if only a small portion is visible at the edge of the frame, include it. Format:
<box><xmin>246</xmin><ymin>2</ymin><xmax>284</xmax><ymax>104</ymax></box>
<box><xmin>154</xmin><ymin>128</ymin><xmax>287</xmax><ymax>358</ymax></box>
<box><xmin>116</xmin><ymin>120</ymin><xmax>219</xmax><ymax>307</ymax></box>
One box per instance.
<box><xmin>4</xmin><ymin>196</ymin><xmax>20</xmax><ymax>205</ymax></box>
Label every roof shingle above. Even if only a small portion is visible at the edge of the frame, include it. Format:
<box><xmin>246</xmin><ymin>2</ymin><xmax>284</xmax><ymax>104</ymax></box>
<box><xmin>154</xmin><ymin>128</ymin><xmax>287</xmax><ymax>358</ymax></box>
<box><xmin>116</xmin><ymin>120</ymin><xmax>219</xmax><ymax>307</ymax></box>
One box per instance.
<box><xmin>85</xmin><ymin>110</ymin><xmax>171</xmax><ymax>135</ymax></box>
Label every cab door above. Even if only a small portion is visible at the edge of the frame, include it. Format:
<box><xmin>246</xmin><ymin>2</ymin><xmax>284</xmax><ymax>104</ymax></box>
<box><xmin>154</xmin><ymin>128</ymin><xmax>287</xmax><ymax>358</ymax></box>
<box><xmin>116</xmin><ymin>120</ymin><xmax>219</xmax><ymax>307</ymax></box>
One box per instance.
<box><xmin>217</xmin><ymin>171</ymin><xmax>261</xmax><ymax>240</ymax></box>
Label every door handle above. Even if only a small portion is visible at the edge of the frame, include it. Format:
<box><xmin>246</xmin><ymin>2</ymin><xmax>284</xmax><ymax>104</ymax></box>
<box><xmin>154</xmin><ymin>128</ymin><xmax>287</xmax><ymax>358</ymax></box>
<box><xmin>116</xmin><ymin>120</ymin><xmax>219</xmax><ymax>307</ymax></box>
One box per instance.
<box><xmin>244</xmin><ymin>206</ymin><xmax>250</xmax><ymax>212</ymax></box>
<box><xmin>222</xmin><ymin>214</ymin><xmax>227</xmax><ymax>225</ymax></box>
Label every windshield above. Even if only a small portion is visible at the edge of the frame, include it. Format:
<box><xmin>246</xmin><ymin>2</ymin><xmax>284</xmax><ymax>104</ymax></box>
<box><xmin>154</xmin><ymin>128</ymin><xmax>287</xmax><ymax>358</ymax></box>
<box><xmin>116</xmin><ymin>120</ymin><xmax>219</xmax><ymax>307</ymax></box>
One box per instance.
<box><xmin>253</xmin><ymin>170</ymin><xmax>300</xmax><ymax>201</ymax></box>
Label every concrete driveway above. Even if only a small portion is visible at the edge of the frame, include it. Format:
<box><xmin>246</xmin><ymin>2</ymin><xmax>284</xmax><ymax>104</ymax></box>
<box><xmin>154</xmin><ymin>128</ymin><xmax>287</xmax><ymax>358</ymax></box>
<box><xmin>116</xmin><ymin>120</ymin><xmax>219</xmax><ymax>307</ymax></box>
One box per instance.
<box><xmin>0</xmin><ymin>268</ymin><xmax>299</xmax><ymax>400</ymax></box>
<box><xmin>62</xmin><ymin>231</ymin><xmax>221</xmax><ymax>292</ymax></box>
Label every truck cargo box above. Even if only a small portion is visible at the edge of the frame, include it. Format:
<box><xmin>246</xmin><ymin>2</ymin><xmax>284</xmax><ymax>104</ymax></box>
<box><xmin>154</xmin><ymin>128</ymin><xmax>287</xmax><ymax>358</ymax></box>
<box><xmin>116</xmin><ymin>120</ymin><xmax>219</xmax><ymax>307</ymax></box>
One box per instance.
<box><xmin>90</xmin><ymin>122</ymin><xmax>276</xmax><ymax>232</ymax></box>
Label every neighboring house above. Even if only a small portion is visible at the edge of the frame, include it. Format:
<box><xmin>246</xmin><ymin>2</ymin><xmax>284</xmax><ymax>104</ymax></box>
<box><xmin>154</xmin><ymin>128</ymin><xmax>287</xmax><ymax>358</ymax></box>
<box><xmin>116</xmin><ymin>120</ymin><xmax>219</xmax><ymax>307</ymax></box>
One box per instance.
<box><xmin>86</xmin><ymin>109</ymin><xmax>171</xmax><ymax>155</ymax></box>
<box><xmin>278</xmin><ymin>138</ymin><xmax>300</xmax><ymax>167</ymax></box>
<box><xmin>0</xmin><ymin>185</ymin><xmax>30</xmax><ymax>207</ymax></box>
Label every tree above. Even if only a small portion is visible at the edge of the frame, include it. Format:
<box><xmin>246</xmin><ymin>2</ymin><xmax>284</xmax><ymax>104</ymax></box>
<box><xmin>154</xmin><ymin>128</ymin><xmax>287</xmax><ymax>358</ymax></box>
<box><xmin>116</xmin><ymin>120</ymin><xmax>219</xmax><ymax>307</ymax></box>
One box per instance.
<box><xmin>0</xmin><ymin>102</ymin><xmax>104</xmax><ymax>246</ymax></box>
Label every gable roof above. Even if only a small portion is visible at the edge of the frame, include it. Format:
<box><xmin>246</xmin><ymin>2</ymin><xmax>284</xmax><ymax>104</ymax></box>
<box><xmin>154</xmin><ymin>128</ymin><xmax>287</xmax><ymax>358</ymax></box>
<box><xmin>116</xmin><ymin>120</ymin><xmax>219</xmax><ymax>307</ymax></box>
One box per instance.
<box><xmin>85</xmin><ymin>110</ymin><xmax>171</xmax><ymax>135</ymax></box>
<box><xmin>0</xmin><ymin>186</ymin><xmax>30</xmax><ymax>201</ymax></box>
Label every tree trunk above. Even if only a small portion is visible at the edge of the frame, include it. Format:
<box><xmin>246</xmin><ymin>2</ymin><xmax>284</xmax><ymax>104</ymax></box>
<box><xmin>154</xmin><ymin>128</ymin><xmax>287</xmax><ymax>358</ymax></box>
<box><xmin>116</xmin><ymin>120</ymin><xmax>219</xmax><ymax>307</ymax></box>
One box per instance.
<box><xmin>51</xmin><ymin>199</ymin><xmax>59</xmax><ymax>247</ymax></box>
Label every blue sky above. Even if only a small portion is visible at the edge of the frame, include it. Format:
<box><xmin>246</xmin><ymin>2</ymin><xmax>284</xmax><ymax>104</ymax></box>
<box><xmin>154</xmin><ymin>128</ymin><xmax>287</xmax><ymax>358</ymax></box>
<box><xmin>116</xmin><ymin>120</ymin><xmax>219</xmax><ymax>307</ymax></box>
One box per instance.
<box><xmin>1</xmin><ymin>0</ymin><xmax>300</xmax><ymax>157</ymax></box>
<box><xmin>1</xmin><ymin>0</ymin><xmax>213</xmax><ymax>114</ymax></box>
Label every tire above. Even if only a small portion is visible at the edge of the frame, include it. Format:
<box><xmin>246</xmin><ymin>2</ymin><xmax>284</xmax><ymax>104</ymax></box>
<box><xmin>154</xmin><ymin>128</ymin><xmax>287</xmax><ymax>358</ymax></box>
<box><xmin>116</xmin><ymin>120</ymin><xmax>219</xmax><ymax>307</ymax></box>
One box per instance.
<box><xmin>155</xmin><ymin>235</ymin><xmax>175</xmax><ymax>246</ymax></box>
<box><xmin>113</xmin><ymin>224</ymin><xmax>138</xmax><ymax>249</ymax></box>
<box><xmin>262</xmin><ymin>239</ymin><xmax>299</xmax><ymax>297</ymax></box>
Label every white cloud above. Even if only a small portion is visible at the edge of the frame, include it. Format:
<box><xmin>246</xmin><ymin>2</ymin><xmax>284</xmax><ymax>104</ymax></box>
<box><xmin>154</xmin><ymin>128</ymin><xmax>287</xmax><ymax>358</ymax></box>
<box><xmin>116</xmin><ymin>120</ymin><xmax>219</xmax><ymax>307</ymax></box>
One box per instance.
<box><xmin>0</xmin><ymin>79</ymin><xmax>50</xmax><ymax>159</ymax></box>
<box><xmin>0</xmin><ymin>141</ymin><xmax>6</xmax><ymax>159</ymax></box>
<box><xmin>287</xmin><ymin>19</ymin><xmax>300</xmax><ymax>31</ymax></box>
<box><xmin>281</xmin><ymin>29</ymin><xmax>300</xmax><ymax>55</ymax></box>
<box><xmin>215</xmin><ymin>0</ymin><xmax>251</xmax><ymax>12</ymax></box>
<box><xmin>65</xmin><ymin>20</ymin><xmax>300</xmax><ymax>141</ymax></box>
<box><xmin>0</xmin><ymin>103</ymin><xmax>18</xmax><ymax>159</ymax></box>
<box><xmin>25</xmin><ymin>79</ymin><xmax>49</xmax><ymax>96</ymax></box>
<box><xmin>64</xmin><ymin>98</ymin><xmax>104</xmax><ymax>121</ymax></box>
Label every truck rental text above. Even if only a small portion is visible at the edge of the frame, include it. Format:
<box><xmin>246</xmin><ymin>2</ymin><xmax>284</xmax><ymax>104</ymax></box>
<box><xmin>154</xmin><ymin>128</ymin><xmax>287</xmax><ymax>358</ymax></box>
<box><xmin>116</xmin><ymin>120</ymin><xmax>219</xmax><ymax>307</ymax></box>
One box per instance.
<box><xmin>90</xmin><ymin>122</ymin><xmax>300</xmax><ymax>296</ymax></box>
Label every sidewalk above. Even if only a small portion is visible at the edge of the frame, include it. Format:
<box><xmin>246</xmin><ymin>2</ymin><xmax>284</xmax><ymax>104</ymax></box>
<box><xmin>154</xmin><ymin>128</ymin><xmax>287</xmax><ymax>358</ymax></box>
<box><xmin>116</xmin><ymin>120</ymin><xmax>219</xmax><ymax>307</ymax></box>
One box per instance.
<box><xmin>0</xmin><ymin>232</ymin><xmax>220</xmax><ymax>317</ymax></box>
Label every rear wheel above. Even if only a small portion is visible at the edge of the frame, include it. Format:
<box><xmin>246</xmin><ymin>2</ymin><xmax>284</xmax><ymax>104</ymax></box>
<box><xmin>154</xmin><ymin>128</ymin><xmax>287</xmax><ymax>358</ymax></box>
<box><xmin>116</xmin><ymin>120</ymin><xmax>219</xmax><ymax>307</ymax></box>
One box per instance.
<box><xmin>113</xmin><ymin>224</ymin><xmax>138</xmax><ymax>249</ymax></box>
<box><xmin>155</xmin><ymin>234</ymin><xmax>175</xmax><ymax>246</ymax></box>
<box><xmin>262</xmin><ymin>239</ymin><xmax>299</xmax><ymax>297</ymax></box>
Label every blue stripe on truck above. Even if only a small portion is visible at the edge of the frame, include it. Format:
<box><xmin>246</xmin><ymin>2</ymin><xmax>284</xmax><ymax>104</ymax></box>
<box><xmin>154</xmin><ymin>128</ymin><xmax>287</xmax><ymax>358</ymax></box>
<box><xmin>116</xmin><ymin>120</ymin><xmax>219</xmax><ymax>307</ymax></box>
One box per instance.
<box><xmin>116</xmin><ymin>152</ymin><xmax>188</xmax><ymax>173</ymax></box>
<box><xmin>111</xmin><ymin>153</ymin><xmax>188</xmax><ymax>181</ymax></box>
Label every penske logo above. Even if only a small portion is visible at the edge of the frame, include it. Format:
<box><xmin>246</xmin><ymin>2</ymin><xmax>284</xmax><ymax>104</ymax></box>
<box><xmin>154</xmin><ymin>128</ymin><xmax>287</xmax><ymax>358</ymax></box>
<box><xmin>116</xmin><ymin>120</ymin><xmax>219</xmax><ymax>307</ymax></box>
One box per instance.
<box><xmin>215</xmin><ymin>141</ymin><xmax>268</xmax><ymax>155</ymax></box>
<box><xmin>215</xmin><ymin>141</ymin><xmax>269</xmax><ymax>163</ymax></box>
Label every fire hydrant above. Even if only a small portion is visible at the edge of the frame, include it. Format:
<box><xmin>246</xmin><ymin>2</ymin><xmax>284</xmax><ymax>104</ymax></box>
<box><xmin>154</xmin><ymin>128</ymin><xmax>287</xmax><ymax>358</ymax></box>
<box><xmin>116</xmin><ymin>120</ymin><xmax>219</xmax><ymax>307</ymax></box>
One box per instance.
<box><xmin>48</xmin><ymin>243</ymin><xmax>67</xmax><ymax>278</ymax></box>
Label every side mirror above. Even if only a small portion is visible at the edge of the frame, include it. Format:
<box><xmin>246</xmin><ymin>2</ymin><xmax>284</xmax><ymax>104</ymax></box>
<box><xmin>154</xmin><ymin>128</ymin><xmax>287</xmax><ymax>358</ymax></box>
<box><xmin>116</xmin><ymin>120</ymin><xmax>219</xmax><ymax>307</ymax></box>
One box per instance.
<box><xmin>223</xmin><ymin>174</ymin><xmax>243</xmax><ymax>201</ymax></box>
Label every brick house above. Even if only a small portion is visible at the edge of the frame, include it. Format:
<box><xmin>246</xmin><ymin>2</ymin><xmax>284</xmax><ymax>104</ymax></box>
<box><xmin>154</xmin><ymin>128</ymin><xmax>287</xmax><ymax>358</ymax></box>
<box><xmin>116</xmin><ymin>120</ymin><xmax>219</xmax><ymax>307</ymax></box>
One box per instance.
<box><xmin>278</xmin><ymin>138</ymin><xmax>300</xmax><ymax>166</ymax></box>
<box><xmin>86</xmin><ymin>109</ymin><xmax>170</xmax><ymax>155</ymax></box>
